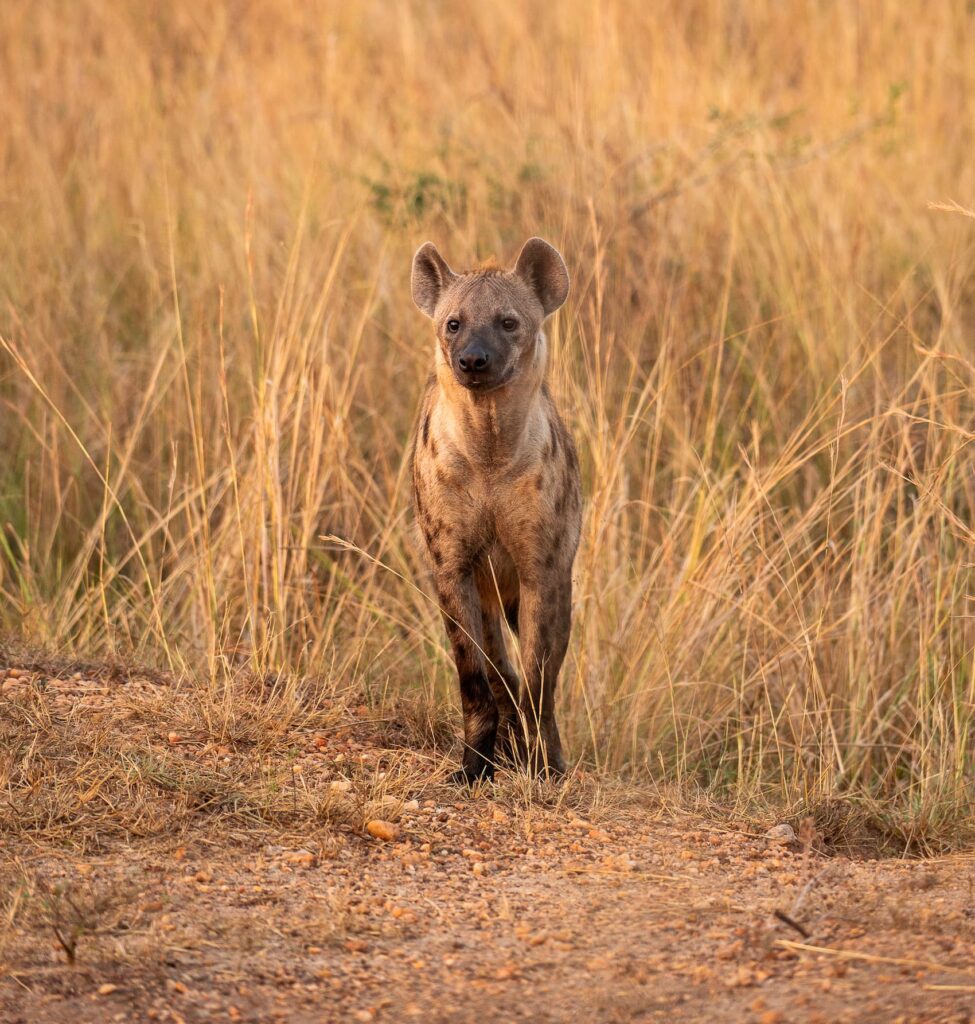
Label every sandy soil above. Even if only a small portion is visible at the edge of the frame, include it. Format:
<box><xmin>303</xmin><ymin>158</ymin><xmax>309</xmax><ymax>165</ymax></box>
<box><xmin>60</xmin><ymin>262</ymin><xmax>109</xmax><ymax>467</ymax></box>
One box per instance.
<box><xmin>2</xmin><ymin>662</ymin><xmax>974</xmax><ymax>1023</ymax></box>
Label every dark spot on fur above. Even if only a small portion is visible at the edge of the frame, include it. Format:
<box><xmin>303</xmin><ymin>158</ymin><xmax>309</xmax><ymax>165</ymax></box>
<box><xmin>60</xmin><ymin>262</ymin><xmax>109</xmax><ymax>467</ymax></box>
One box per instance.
<box><xmin>430</xmin><ymin>437</ymin><xmax>438</xmax><ymax>459</ymax></box>
<box><xmin>544</xmin><ymin>551</ymin><xmax>556</xmax><ymax>570</ymax></box>
<box><xmin>431</xmin><ymin>546</ymin><xmax>444</xmax><ymax>566</ymax></box>
<box><xmin>422</xmin><ymin>413</ymin><xmax>431</xmax><ymax>447</ymax></box>
<box><xmin>459</xmin><ymin>671</ymin><xmax>497</xmax><ymax>714</ymax></box>
<box><xmin>535</xmin><ymin>472</ymin><xmax>545</xmax><ymax>492</ymax></box>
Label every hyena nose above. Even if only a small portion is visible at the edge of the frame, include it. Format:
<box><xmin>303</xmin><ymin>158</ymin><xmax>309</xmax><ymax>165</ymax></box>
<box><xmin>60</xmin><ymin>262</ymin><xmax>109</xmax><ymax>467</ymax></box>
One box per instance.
<box><xmin>458</xmin><ymin>346</ymin><xmax>490</xmax><ymax>374</ymax></box>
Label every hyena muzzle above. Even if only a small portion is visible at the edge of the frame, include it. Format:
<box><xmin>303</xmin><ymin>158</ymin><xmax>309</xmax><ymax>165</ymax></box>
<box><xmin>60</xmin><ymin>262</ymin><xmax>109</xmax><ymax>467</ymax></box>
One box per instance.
<box><xmin>409</xmin><ymin>237</ymin><xmax>582</xmax><ymax>784</ymax></box>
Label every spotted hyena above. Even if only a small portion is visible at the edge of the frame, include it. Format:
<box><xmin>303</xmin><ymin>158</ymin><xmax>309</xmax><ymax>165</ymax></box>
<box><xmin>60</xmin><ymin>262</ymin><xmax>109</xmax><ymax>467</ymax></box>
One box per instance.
<box><xmin>409</xmin><ymin>237</ymin><xmax>581</xmax><ymax>784</ymax></box>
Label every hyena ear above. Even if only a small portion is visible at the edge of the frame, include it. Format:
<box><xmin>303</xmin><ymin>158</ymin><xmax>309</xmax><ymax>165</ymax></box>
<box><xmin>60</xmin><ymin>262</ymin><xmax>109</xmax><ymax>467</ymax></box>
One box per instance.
<box><xmin>513</xmin><ymin>237</ymin><xmax>569</xmax><ymax>316</ymax></box>
<box><xmin>411</xmin><ymin>242</ymin><xmax>457</xmax><ymax>318</ymax></box>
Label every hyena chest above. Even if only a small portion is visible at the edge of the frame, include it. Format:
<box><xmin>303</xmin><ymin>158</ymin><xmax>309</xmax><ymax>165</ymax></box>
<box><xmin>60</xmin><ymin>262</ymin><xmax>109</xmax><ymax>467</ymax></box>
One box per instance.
<box><xmin>417</xmin><ymin>450</ymin><xmax>575</xmax><ymax>604</ymax></box>
<box><xmin>417</xmin><ymin>444</ymin><xmax>551</xmax><ymax>541</ymax></box>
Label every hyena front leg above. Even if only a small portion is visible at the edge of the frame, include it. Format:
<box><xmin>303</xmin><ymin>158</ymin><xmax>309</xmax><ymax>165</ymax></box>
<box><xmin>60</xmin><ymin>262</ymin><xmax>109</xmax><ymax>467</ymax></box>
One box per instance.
<box><xmin>517</xmin><ymin>580</ymin><xmax>571</xmax><ymax>777</ymax></box>
<box><xmin>434</xmin><ymin>570</ymin><xmax>499</xmax><ymax>784</ymax></box>
<box><xmin>481</xmin><ymin>610</ymin><xmax>521</xmax><ymax>765</ymax></box>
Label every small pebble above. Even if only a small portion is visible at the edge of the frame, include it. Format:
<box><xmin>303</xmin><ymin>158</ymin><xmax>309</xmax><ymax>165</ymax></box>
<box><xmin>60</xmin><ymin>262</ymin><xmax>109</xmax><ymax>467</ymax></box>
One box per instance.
<box><xmin>366</xmin><ymin>820</ymin><xmax>400</xmax><ymax>842</ymax></box>
<box><xmin>764</xmin><ymin>824</ymin><xmax>797</xmax><ymax>844</ymax></box>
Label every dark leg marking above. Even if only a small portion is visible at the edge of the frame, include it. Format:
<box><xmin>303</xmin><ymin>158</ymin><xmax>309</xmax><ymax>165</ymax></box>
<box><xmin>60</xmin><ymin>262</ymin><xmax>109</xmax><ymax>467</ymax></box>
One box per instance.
<box><xmin>451</xmin><ymin>669</ymin><xmax>499</xmax><ymax>785</ymax></box>
<box><xmin>515</xmin><ymin>582</ymin><xmax>571</xmax><ymax>778</ymax></box>
<box><xmin>436</xmin><ymin>573</ymin><xmax>499</xmax><ymax>785</ymax></box>
<box><xmin>482</xmin><ymin>611</ymin><xmax>521</xmax><ymax>767</ymax></box>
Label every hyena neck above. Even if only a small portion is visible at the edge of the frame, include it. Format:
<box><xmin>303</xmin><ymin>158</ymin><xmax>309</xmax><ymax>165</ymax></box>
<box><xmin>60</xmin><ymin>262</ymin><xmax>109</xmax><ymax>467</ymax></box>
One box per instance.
<box><xmin>438</xmin><ymin>331</ymin><xmax>549</xmax><ymax>468</ymax></box>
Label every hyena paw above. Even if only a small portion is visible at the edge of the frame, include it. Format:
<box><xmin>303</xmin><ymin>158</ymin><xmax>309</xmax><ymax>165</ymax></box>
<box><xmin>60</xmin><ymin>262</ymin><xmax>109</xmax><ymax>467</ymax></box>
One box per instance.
<box><xmin>449</xmin><ymin>762</ymin><xmax>495</xmax><ymax>787</ymax></box>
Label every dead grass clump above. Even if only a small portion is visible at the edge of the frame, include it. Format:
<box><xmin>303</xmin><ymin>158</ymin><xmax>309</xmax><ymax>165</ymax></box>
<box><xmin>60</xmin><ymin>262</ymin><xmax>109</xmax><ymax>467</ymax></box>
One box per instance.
<box><xmin>0</xmin><ymin>661</ymin><xmax>436</xmax><ymax>850</ymax></box>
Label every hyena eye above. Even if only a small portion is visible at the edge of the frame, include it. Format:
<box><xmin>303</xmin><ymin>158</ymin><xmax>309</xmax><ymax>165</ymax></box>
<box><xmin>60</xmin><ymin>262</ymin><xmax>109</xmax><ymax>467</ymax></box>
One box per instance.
<box><xmin>446</xmin><ymin>319</ymin><xmax>461</xmax><ymax>333</ymax></box>
<box><xmin>501</xmin><ymin>318</ymin><xmax>518</xmax><ymax>332</ymax></box>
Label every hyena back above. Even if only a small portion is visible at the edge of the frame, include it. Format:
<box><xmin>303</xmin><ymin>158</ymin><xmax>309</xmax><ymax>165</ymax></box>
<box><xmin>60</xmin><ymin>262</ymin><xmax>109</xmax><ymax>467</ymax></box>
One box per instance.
<box><xmin>409</xmin><ymin>237</ymin><xmax>581</xmax><ymax>783</ymax></box>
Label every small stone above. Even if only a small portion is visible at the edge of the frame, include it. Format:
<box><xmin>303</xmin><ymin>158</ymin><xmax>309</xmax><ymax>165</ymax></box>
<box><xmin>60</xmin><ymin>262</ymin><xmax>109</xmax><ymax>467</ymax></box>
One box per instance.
<box><xmin>97</xmin><ymin>984</ymin><xmax>119</xmax><ymax>996</ymax></box>
<box><xmin>764</xmin><ymin>824</ymin><xmax>797</xmax><ymax>844</ymax></box>
<box><xmin>366</xmin><ymin>820</ymin><xmax>400</xmax><ymax>842</ymax></box>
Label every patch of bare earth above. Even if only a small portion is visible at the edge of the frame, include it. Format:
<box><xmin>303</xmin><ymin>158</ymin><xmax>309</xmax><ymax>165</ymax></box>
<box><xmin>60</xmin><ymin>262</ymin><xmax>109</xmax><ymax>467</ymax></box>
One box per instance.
<box><xmin>2</xmin><ymin>659</ymin><xmax>974</xmax><ymax>1024</ymax></box>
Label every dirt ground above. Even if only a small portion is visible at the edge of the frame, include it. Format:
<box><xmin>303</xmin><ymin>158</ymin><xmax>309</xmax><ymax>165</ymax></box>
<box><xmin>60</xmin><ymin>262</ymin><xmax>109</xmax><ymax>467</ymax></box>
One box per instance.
<box><xmin>2</xmin><ymin>661</ymin><xmax>975</xmax><ymax>1023</ymax></box>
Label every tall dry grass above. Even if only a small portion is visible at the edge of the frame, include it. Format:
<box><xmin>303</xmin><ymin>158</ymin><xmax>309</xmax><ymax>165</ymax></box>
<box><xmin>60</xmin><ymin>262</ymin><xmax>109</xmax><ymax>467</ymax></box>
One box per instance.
<box><xmin>1</xmin><ymin>0</ymin><xmax>973</xmax><ymax>845</ymax></box>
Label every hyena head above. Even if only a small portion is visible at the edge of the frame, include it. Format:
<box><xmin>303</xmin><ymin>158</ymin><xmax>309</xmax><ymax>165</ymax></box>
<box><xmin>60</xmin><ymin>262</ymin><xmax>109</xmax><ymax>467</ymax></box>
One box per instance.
<box><xmin>411</xmin><ymin>238</ymin><xmax>569</xmax><ymax>393</ymax></box>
